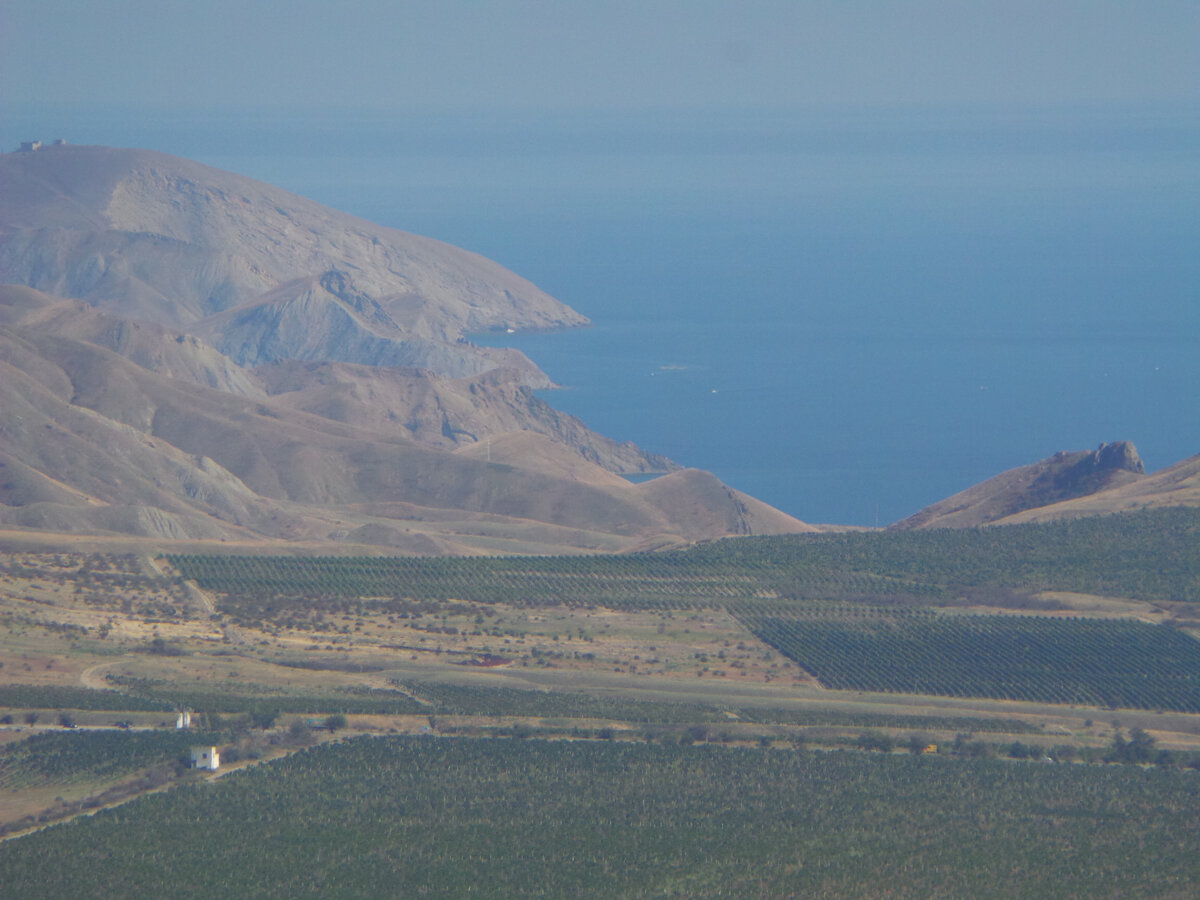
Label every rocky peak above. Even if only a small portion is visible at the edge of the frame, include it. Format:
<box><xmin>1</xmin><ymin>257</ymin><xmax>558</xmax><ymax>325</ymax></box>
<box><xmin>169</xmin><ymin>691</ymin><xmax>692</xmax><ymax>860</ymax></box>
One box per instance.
<box><xmin>1093</xmin><ymin>441</ymin><xmax>1145</xmax><ymax>475</ymax></box>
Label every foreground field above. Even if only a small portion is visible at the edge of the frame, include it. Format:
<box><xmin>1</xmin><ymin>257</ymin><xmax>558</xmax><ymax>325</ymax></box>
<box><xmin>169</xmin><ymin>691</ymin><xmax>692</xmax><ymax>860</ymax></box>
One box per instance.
<box><xmin>1</xmin><ymin>509</ymin><xmax>1199</xmax><ymax>885</ymax></box>
<box><xmin>3</xmin><ymin>735</ymin><xmax>1200</xmax><ymax>898</ymax></box>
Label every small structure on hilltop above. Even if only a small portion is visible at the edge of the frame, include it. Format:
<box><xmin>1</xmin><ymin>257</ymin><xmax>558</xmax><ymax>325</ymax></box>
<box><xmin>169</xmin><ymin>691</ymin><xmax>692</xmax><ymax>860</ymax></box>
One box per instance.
<box><xmin>176</xmin><ymin>710</ymin><xmax>192</xmax><ymax>730</ymax></box>
<box><xmin>16</xmin><ymin>139</ymin><xmax>65</xmax><ymax>152</ymax></box>
<box><xmin>190</xmin><ymin>746</ymin><xmax>220</xmax><ymax>771</ymax></box>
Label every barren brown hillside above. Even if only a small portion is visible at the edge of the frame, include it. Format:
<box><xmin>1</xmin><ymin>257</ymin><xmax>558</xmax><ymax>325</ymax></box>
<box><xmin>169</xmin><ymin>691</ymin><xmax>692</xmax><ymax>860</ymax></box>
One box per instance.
<box><xmin>995</xmin><ymin>453</ymin><xmax>1200</xmax><ymax>524</ymax></box>
<box><xmin>0</xmin><ymin>143</ymin><xmax>583</xmax><ymax>383</ymax></box>
<box><xmin>0</xmin><ymin>148</ymin><xmax>814</xmax><ymax>553</ymax></box>
<box><xmin>893</xmin><ymin>441</ymin><xmax>1200</xmax><ymax>530</ymax></box>
<box><xmin>894</xmin><ymin>442</ymin><xmax>1146</xmax><ymax>530</ymax></box>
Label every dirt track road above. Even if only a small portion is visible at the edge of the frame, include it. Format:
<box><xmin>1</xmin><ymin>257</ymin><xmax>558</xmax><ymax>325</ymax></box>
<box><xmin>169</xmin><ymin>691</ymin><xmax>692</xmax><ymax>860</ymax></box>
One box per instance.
<box><xmin>78</xmin><ymin>660</ymin><xmax>126</xmax><ymax>691</ymax></box>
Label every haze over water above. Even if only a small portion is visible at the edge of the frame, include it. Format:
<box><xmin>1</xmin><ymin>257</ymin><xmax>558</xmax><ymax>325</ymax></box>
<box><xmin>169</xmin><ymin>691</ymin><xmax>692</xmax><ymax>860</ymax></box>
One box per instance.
<box><xmin>6</xmin><ymin>103</ymin><xmax>1198</xmax><ymax>525</ymax></box>
<box><xmin>463</xmin><ymin>107</ymin><xmax>1200</xmax><ymax>525</ymax></box>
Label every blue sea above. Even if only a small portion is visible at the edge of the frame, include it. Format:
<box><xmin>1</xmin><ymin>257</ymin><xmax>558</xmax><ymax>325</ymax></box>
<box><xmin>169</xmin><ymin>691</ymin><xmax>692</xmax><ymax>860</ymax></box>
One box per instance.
<box><xmin>5</xmin><ymin>103</ymin><xmax>1198</xmax><ymax>525</ymax></box>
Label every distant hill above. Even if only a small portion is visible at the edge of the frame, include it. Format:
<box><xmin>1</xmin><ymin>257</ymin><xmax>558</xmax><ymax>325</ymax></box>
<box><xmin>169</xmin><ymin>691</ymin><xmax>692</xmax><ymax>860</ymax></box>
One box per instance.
<box><xmin>995</xmin><ymin>451</ymin><xmax>1200</xmax><ymax>525</ymax></box>
<box><xmin>0</xmin><ymin>146</ymin><xmax>814</xmax><ymax>552</ymax></box>
<box><xmin>894</xmin><ymin>441</ymin><xmax>1200</xmax><ymax>530</ymax></box>
<box><xmin>0</xmin><ymin>143</ymin><xmax>581</xmax><ymax>384</ymax></box>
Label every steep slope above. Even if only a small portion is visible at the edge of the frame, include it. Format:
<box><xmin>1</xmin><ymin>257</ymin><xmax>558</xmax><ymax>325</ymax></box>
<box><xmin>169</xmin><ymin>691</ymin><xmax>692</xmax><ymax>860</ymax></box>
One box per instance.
<box><xmin>0</xmin><ymin>284</ymin><xmax>264</xmax><ymax>398</ymax></box>
<box><xmin>0</xmin><ymin>291</ymin><xmax>807</xmax><ymax>550</ymax></box>
<box><xmin>0</xmin><ymin>283</ymin><xmax>664</xmax><ymax>477</ymax></box>
<box><xmin>0</xmin><ymin>143</ymin><xmax>584</xmax><ymax>384</ymax></box>
<box><xmin>253</xmin><ymin>360</ymin><xmax>673</xmax><ymax>475</ymax></box>
<box><xmin>0</xmin><ymin>331</ymin><xmax>271</xmax><ymax>540</ymax></box>
<box><xmin>189</xmin><ymin>272</ymin><xmax>550</xmax><ymax>383</ymax></box>
<box><xmin>893</xmin><ymin>442</ymin><xmax>1146</xmax><ymax>530</ymax></box>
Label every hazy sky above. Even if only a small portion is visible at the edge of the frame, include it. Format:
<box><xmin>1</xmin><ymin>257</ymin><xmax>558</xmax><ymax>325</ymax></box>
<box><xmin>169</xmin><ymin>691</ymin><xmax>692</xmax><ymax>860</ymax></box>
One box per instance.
<box><xmin>3</xmin><ymin>1</ymin><xmax>1198</xmax><ymax>112</ymax></box>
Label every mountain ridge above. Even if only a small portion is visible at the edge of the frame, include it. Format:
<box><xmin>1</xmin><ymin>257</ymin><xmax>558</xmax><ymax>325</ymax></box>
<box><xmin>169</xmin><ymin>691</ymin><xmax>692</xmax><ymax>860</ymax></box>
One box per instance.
<box><xmin>0</xmin><ymin>143</ymin><xmax>583</xmax><ymax>383</ymax></box>
<box><xmin>0</xmin><ymin>146</ymin><xmax>815</xmax><ymax>552</ymax></box>
<box><xmin>894</xmin><ymin>441</ymin><xmax>1148</xmax><ymax>530</ymax></box>
<box><xmin>1</xmin><ymin>143</ymin><xmax>1194</xmax><ymax>548</ymax></box>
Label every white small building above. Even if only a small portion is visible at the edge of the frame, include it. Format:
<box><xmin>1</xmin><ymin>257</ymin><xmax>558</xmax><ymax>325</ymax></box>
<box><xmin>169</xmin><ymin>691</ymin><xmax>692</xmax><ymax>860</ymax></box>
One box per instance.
<box><xmin>176</xmin><ymin>710</ymin><xmax>192</xmax><ymax>730</ymax></box>
<box><xmin>190</xmin><ymin>746</ymin><xmax>220</xmax><ymax>771</ymax></box>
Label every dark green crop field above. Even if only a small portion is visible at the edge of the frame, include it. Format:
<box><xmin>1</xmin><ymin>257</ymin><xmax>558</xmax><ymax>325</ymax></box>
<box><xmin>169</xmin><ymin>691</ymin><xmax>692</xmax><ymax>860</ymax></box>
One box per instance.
<box><xmin>737</xmin><ymin>607</ymin><xmax>1200</xmax><ymax>711</ymax></box>
<box><xmin>0</xmin><ymin>684</ymin><xmax>171</xmax><ymax>712</ymax></box>
<box><xmin>2</xmin><ymin>736</ymin><xmax>1198</xmax><ymax>898</ymax></box>
<box><xmin>169</xmin><ymin>507</ymin><xmax>1200</xmax><ymax>614</ymax></box>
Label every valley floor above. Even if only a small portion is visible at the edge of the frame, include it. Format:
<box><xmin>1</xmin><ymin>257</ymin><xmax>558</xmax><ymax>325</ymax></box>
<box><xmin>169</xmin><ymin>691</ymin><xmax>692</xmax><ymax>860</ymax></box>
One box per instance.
<box><xmin>2</xmin><ymin>545</ymin><xmax>1200</xmax><ymax>843</ymax></box>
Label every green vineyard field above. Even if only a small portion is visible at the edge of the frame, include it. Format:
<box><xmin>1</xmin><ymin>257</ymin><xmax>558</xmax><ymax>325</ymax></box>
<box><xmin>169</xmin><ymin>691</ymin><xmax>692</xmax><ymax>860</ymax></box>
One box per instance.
<box><xmin>737</xmin><ymin>607</ymin><xmax>1200</xmax><ymax>710</ymax></box>
<box><xmin>0</xmin><ymin>685</ymin><xmax>171</xmax><ymax>712</ymax></box>
<box><xmin>2</xmin><ymin>736</ymin><xmax>1198</xmax><ymax>898</ymax></box>
<box><xmin>169</xmin><ymin>506</ymin><xmax>1200</xmax><ymax>614</ymax></box>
